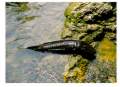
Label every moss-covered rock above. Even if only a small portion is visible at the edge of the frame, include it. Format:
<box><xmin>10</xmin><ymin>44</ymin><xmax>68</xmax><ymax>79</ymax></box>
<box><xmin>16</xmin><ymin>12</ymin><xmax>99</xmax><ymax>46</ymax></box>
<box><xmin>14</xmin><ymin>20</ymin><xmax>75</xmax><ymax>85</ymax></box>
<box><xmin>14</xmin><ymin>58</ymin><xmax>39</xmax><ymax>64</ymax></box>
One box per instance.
<box><xmin>62</xmin><ymin>2</ymin><xmax>116</xmax><ymax>83</ymax></box>
<box><xmin>64</xmin><ymin>55</ymin><xmax>89</xmax><ymax>82</ymax></box>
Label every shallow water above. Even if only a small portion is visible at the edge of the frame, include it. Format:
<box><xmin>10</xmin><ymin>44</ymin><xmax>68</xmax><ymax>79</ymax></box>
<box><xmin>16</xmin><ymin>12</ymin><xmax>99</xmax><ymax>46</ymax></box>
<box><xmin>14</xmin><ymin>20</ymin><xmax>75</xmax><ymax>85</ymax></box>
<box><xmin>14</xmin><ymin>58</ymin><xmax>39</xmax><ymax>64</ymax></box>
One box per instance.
<box><xmin>6</xmin><ymin>2</ymin><xmax>69</xmax><ymax>83</ymax></box>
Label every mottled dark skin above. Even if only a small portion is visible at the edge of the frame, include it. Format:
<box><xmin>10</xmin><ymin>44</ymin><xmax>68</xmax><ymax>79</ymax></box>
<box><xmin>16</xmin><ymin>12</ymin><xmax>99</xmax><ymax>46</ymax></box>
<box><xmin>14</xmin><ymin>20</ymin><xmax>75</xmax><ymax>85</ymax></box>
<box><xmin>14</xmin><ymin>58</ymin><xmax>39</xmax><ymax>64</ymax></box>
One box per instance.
<box><xmin>27</xmin><ymin>40</ymin><xmax>96</xmax><ymax>60</ymax></box>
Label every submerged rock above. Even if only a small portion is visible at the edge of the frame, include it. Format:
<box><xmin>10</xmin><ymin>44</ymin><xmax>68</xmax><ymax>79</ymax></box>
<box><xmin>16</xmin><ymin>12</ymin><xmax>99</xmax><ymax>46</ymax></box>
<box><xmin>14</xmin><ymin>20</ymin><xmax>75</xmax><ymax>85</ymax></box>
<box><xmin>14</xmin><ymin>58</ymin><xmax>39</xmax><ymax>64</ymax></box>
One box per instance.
<box><xmin>6</xmin><ymin>2</ymin><xmax>69</xmax><ymax>83</ymax></box>
<box><xmin>62</xmin><ymin>2</ymin><xmax>116</xmax><ymax>83</ymax></box>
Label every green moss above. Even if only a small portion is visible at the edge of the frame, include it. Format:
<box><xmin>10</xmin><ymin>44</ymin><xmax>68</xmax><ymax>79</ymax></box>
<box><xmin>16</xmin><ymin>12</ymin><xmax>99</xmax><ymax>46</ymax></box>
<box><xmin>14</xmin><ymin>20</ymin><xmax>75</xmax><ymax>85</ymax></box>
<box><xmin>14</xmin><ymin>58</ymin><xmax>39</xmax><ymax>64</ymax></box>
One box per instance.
<box><xmin>17</xmin><ymin>2</ymin><xmax>30</xmax><ymax>12</ymax></box>
<box><xmin>6</xmin><ymin>2</ymin><xmax>30</xmax><ymax>12</ymax></box>
<box><xmin>64</xmin><ymin>2</ymin><xmax>80</xmax><ymax>16</ymax></box>
<box><xmin>17</xmin><ymin>16</ymin><xmax>37</xmax><ymax>23</ymax></box>
<box><xmin>97</xmin><ymin>38</ymin><xmax>116</xmax><ymax>62</ymax></box>
<box><xmin>64</xmin><ymin>18</ymin><xmax>71</xmax><ymax>27</ymax></box>
<box><xmin>82</xmin><ymin>29</ymin><xmax>103</xmax><ymax>44</ymax></box>
<box><xmin>61</xmin><ymin>28</ymin><xmax>72</xmax><ymax>39</ymax></box>
<box><xmin>22</xmin><ymin>16</ymin><xmax>36</xmax><ymax>23</ymax></box>
<box><xmin>64</xmin><ymin>56</ymin><xmax>89</xmax><ymax>83</ymax></box>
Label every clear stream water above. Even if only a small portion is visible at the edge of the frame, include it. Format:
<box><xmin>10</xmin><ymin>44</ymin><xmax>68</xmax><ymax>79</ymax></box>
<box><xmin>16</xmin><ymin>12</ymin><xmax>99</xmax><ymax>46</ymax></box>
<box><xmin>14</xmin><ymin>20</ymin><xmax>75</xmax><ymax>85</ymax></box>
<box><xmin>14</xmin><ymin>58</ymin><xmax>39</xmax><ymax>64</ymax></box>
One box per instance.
<box><xmin>6</xmin><ymin>2</ymin><xmax>69</xmax><ymax>83</ymax></box>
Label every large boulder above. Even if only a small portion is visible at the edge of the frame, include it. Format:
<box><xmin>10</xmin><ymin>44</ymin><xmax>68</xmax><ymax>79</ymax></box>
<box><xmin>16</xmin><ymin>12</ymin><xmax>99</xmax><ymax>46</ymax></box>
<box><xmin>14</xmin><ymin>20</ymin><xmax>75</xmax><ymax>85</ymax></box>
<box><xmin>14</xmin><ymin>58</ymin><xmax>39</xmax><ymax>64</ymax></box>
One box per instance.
<box><xmin>61</xmin><ymin>2</ymin><xmax>116</xmax><ymax>83</ymax></box>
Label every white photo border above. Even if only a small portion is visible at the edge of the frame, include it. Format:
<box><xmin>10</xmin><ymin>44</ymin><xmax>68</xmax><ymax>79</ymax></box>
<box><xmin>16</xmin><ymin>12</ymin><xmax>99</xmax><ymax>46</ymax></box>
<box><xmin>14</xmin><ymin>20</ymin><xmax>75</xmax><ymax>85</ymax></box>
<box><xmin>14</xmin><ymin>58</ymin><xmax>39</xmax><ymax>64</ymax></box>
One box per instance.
<box><xmin>0</xmin><ymin>0</ymin><xmax>119</xmax><ymax>87</ymax></box>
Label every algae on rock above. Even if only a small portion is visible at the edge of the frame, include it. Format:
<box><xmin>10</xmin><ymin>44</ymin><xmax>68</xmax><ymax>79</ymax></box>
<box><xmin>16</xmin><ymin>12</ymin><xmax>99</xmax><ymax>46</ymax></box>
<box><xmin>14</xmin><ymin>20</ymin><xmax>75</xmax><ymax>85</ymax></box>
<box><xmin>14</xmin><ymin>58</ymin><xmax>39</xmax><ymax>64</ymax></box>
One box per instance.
<box><xmin>6</xmin><ymin>2</ymin><xmax>30</xmax><ymax>12</ymax></box>
<box><xmin>61</xmin><ymin>2</ymin><xmax>116</xmax><ymax>83</ymax></box>
<box><xmin>6</xmin><ymin>2</ymin><xmax>38</xmax><ymax>24</ymax></box>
